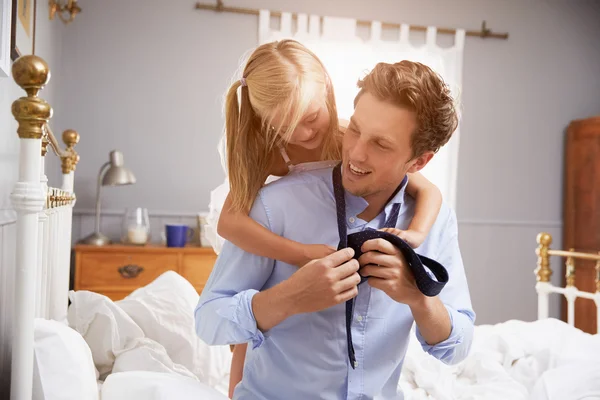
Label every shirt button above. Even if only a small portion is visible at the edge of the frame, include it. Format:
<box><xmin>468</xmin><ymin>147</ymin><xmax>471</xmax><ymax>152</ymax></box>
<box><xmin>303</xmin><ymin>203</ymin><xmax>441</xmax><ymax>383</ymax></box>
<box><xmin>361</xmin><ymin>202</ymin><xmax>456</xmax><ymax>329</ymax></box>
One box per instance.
<box><xmin>356</xmin><ymin>315</ymin><xmax>363</xmax><ymax>322</ymax></box>
<box><xmin>349</xmin><ymin>217</ymin><xmax>355</xmax><ymax>223</ymax></box>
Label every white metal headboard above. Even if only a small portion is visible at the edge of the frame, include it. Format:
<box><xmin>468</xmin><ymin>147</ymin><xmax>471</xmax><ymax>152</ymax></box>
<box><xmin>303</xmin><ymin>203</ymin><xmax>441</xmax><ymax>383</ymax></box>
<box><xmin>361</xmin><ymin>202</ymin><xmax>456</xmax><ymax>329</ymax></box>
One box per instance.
<box><xmin>535</xmin><ymin>232</ymin><xmax>600</xmax><ymax>333</ymax></box>
<box><xmin>9</xmin><ymin>55</ymin><xmax>80</xmax><ymax>400</ymax></box>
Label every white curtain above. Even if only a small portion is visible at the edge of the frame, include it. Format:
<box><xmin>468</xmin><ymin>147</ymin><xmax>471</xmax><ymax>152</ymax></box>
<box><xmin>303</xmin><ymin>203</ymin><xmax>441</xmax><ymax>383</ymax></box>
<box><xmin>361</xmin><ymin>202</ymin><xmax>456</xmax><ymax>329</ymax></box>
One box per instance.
<box><xmin>258</xmin><ymin>10</ymin><xmax>465</xmax><ymax>208</ymax></box>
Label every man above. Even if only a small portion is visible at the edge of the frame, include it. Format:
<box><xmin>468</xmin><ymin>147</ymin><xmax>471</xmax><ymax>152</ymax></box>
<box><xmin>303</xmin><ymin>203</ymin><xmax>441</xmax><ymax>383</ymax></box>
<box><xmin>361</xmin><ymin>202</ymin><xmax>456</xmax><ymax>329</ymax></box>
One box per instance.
<box><xmin>195</xmin><ymin>60</ymin><xmax>475</xmax><ymax>399</ymax></box>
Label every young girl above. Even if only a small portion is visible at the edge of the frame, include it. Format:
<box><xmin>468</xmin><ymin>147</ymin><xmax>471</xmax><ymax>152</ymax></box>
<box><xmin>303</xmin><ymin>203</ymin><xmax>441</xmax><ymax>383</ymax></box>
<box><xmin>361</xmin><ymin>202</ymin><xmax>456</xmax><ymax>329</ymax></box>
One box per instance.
<box><xmin>208</xmin><ymin>39</ymin><xmax>443</xmax><ymax>398</ymax></box>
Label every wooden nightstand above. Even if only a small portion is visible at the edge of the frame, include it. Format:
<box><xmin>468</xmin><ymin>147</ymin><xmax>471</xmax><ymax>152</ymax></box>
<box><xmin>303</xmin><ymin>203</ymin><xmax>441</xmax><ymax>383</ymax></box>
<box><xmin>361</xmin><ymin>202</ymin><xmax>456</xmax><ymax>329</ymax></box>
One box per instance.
<box><xmin>73</xmin><ymin>244</ymin><xmax>218</xmax><ymax>301</ymax></box>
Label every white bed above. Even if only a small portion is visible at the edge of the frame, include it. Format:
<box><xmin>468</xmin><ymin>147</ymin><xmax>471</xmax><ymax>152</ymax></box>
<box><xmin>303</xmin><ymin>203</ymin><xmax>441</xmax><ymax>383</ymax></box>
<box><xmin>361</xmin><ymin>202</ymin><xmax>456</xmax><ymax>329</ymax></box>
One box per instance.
<box><xmin>7</xmin><ymin>55</ymin><xmax>600</xmax><ymax>400</ymax></box>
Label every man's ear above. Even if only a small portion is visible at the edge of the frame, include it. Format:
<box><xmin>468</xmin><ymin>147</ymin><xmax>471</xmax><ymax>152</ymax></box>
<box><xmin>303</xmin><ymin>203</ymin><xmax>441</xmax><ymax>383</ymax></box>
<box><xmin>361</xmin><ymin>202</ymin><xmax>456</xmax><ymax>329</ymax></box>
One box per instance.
<box><xmin>407</xmin><ymin>151</ymin><xmax>434</xmax><ymax>173</ymax></box>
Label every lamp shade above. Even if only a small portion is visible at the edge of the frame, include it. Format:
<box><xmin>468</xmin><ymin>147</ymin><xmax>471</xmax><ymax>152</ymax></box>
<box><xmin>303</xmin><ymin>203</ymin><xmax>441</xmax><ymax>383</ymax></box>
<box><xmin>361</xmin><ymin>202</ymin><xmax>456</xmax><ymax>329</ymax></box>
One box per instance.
<box><xmin>102</xmin><ymin>150</ymin><xmax>136</xmax><ymax>186</ymax></box>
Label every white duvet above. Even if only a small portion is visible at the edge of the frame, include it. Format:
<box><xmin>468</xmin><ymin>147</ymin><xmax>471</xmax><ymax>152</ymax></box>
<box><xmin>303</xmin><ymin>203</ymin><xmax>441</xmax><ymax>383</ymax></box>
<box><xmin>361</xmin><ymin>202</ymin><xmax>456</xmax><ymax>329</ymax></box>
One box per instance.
<box><xmin>66</xmin><ymin>270</ymin><xmax>600</xmax><ymax>400</ymax></box>
<box><xmin>400</xmin><ymin>318</ymin><xmax>600</xmax><ymax>400</ymax></box>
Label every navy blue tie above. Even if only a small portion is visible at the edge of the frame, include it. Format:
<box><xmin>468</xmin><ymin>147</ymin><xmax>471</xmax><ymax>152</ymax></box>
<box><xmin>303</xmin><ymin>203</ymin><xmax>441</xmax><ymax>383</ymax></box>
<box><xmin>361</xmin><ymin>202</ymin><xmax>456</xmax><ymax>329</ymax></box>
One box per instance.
<box><xmin>332</xmin><ymin>163</ymin><xmax>449</xmax><ymax>368</ymax></box>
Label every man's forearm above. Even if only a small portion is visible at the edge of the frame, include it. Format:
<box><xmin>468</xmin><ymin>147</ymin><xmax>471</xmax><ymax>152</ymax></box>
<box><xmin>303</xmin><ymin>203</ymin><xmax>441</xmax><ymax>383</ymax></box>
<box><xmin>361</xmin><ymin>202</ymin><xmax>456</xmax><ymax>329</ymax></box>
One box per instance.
<box><xmin>410</xmin><ymin>295</ymin><xmax>452</xmax><ymax>345</ymax></box>
<box><xmin>252</xmin><ymin>282</ymin><xmax>296</xmax><ymax>332</ymax></box>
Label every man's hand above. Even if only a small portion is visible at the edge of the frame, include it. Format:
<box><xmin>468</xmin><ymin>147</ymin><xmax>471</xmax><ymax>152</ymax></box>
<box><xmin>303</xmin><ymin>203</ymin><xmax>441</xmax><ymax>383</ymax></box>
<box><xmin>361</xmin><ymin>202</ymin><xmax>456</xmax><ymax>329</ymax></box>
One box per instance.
<box><xmin>252</xmin><ymin>248</ymin><xmax>360</xmax><ymax>332</ymax></box>
<box><xmin>358</xmin><ymin>238</ymin><xmax>451</xmax><ymax>345</ymax></box>
<box><xmin>286</xmin><ymin>248</ymin><xmax>361</xmax><ymax>314</ymax></box>
<box><xmin>358</xmin><ymin>238</ymin><xmax>424</xmax><ymax>307</ymax></box>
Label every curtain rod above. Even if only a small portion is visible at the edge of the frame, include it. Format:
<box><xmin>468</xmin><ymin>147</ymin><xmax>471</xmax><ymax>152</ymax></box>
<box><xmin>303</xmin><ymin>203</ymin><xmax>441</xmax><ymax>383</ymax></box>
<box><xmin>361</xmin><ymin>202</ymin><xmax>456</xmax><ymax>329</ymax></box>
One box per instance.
<box><xmin>194</xmin><ymin>1</ymin><xmax>509</xmax><ymax>40</ymax></box>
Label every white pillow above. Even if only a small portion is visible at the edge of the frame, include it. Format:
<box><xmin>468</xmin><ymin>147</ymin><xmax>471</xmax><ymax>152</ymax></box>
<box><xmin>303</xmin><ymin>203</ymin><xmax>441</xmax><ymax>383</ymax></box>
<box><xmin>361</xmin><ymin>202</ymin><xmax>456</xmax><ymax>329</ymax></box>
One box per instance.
<box><xmin>101</xmin><ymin>371</ymin><xmax>228</xmax><ymax>400</ymax></box>
<box><xmin>117</xmin><ymin>271</ymin><xmax>232</xmax><ymax>386</ymax></box>
<box><xmin>32</xmin><ymin>318</ymin><xmax>99</xmax><ymax>400</ymax></box>
<box><xmin>67</xmin><ymin>290</ymin><xmax>145</xmax><ymax>379</ymax></box>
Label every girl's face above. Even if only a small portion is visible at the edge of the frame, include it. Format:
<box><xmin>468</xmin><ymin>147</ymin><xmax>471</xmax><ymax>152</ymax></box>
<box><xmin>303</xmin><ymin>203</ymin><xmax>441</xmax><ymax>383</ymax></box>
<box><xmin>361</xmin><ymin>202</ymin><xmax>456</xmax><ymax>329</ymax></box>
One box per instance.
<box><xmin>272</xmin><ymin>98</ymin><xmax>331</xmax><ymax>150</ymax></box>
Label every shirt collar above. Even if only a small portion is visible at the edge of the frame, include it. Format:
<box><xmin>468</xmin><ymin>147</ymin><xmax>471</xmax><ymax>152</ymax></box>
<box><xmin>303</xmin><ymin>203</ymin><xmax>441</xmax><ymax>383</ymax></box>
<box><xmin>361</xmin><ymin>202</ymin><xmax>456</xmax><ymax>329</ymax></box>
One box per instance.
<box><xmin>343</xmin><ymin>174</ymin><xmax>409</xmax><ymax>223</ymax></box>
<box><xmin>383</xmin><ymin>174</ymin><xmax>408</xmax><ymax>220</ymax></box>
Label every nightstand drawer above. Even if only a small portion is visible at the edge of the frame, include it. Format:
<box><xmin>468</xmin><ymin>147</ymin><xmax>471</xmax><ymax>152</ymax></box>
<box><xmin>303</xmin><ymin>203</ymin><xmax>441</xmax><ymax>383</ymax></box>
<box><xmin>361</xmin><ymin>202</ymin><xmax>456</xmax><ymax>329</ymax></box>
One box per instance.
<box><xmin>79</xmin><ymin>252</ymin><xmax>178</xmax><ymax>289</ymax></box>
<box><xmin>181</xmin><ymin>253</ymin><xmax>217</xmax><ymax>292</ymax></box>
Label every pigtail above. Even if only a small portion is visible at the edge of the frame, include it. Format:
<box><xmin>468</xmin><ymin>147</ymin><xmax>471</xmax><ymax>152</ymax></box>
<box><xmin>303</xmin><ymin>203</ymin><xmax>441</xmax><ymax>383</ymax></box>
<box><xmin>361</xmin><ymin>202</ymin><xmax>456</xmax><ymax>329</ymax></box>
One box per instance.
<box><xmin>225</xmin><ymin>80</ymin><xmax>272</xmax><ymax>213</ymax></box>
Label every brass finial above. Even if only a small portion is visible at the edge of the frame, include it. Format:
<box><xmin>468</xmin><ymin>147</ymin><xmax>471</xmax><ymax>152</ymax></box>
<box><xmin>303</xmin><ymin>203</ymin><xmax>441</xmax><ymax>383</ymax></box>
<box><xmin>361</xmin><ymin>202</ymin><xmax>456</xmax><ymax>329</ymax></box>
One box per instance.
<box><xmin>537</xmin><ymin>232</ymin><xmax>552</xmax><ymax>248</ymax></box>
<box><xmin>62</xmin><ymin>129</ymin><xmax>79</xmax><ymax>147</ymax></box>
<box><xmin>535</xmin><ymin>232</ymin><xmax>552</xmax><ymax>283</ymax></box>
<box><xmin>11</xmin><ymin>55</ymin><xmax>53</xmax><ymax>140</ymax></box>
<box><xmin>61</xmin><ymin>129</ymin><xmax>80</xmax><ymax>173</ymax></box>
<box><xmin>12</xmin><ymin>55</ymin><xmax>51</xmax><ymax>97</ymax></box>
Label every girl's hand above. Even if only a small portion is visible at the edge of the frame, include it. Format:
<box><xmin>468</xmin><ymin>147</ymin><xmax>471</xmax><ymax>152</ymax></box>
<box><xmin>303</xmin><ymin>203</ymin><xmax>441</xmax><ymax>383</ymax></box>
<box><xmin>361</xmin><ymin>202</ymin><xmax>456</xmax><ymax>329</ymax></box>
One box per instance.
<box><xmin>380</xmin><ymin>228</ymin><xmax>426</xmax><ymax>249</ymax></box>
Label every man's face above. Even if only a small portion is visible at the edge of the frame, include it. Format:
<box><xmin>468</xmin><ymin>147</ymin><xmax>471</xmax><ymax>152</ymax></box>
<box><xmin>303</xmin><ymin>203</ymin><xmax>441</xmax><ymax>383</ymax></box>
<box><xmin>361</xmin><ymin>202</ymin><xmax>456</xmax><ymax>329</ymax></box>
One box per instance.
<box><xmin>342</xmin><ymin>92</ymin><xmax>433</xmax><ymax>204</ymax></box>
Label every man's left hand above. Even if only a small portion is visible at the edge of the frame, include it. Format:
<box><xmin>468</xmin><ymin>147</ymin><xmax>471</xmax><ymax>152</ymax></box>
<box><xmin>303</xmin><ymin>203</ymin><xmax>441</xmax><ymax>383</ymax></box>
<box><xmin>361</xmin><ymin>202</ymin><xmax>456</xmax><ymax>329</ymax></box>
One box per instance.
<box><xmin>358</xmin><ymin>238</ymin><xmax>453</xmax><ymax>346</ymax></box>
<box><xmin>358</xmin><ymin>238</ymin><xmax>424</xmax><ymax>307</ymax></box>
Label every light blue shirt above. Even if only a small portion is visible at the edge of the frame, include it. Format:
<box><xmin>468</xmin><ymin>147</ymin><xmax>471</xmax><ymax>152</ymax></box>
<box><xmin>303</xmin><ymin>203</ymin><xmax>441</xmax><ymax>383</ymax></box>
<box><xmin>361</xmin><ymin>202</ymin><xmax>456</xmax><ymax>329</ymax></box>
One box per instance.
<box><xmin>195</xmin><ymin>165</ymin><xmax>475</xmax><ymax>400</ymax></box>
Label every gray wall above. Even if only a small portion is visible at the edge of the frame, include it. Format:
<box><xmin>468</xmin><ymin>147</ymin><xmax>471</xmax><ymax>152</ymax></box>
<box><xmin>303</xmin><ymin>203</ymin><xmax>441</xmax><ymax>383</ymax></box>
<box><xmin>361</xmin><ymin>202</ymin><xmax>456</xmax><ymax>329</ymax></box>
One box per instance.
<box><xmin>9</xmin><ymin>0</ymin><xmax>600</xmax><ymax>335</ymax></box>
<box><xmin>0</xmin><ymin>1</ymin><xmax>65</xmax><ymax>394</ymax></box>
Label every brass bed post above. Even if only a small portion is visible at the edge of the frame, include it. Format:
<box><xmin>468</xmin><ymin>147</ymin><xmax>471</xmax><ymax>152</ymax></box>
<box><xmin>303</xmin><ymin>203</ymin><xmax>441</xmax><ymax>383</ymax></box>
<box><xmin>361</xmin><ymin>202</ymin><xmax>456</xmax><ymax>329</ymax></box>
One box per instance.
<box><xmin>535</xmin><ymin>232</ymin><xmax>552</xmax><ymax>283</ymax></box>
<box><xmin>535</xmin><ymin>232</ymin><xmax>553</xmax><ymax>321</ymax></box>
<box><xmin>10</xmin><ymin>54</ymin><xmax>52</xmax><ymax>400</ymax></box>
<box><xmin>61</xmin><ymin>129</ymin><xmax>80</xmax><ymax>175</ymax></box>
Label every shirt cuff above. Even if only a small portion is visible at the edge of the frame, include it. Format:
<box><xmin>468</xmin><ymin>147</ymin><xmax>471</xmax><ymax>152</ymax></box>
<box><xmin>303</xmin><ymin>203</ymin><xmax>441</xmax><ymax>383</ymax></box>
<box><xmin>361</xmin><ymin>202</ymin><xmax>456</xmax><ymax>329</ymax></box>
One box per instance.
<box><xmin>415</xmin><ymin>304</ymin><xmax>464</xmax><ymax>356</ymax></box>
<box><xmin>216</xmin><ymin>289</ymin><xmax>265</xmax><ymax>349</ymax></box>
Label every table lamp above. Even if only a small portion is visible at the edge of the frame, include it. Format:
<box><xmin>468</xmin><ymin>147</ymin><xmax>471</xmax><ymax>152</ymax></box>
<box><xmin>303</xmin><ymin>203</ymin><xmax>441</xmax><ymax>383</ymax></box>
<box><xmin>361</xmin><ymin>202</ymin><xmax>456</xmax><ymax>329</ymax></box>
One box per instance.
<box><xmin>80</xmin><ymin>150</ymin><xmax>136</xmax><ymax>245</ymax></box>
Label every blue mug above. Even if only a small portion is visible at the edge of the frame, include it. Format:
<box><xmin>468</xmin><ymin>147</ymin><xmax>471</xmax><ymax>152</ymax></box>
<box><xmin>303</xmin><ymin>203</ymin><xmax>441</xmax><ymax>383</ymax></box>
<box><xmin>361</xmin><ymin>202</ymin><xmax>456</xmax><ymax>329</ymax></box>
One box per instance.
<box><xmin>165</xmin><ymin>224</ymin><xmax>193</xmax><ymax>248</ymax></box>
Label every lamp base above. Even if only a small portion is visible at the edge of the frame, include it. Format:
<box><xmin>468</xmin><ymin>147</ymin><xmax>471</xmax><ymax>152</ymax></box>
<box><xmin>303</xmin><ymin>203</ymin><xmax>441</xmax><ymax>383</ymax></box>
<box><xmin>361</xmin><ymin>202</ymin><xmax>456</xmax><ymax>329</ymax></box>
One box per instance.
<box><xmin>79</xmin><ymin>232</ymin><xmax>112</xmax><ymax>246</ymax></box>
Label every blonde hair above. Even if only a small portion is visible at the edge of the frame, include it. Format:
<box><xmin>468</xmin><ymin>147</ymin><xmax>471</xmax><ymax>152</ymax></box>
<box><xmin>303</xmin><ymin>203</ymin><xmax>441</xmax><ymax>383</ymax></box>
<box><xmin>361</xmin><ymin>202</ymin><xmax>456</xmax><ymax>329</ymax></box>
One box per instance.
<box><xmin>225</xmin><ymin>39</ymin><xmax>341</xmax><ymax>212</ymax></box>
<box><xmin>355</xmin><ymin>60</ymin><xmax>458</xmax><ymax>158</ymax></box>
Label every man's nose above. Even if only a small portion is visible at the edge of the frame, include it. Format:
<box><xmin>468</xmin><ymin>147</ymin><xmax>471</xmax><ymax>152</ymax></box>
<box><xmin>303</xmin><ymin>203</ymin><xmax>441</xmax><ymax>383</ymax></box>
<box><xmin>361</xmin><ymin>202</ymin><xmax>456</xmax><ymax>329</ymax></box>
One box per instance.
<box><xmin>349</xmin><ymin>139</ymin><xmax>368</xmax><ymax>162</ymax></box>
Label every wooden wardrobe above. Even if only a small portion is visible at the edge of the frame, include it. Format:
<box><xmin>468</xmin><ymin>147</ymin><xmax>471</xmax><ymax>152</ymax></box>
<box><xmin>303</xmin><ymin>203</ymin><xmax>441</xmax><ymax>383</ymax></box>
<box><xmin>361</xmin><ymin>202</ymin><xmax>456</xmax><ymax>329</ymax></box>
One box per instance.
<box><xmin>563</xmin><ymin>116</ymin><xmax>600</xmax><ymax>334</ymax></box>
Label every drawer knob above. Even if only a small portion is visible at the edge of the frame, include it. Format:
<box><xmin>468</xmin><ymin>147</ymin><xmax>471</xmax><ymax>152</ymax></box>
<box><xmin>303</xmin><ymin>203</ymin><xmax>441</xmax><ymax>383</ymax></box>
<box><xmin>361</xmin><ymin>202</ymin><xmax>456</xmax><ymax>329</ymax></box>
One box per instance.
<box><xmin>118</xmin><ymin>264</ymin><xmax>144</xmax><ymax>279</ymax></box>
